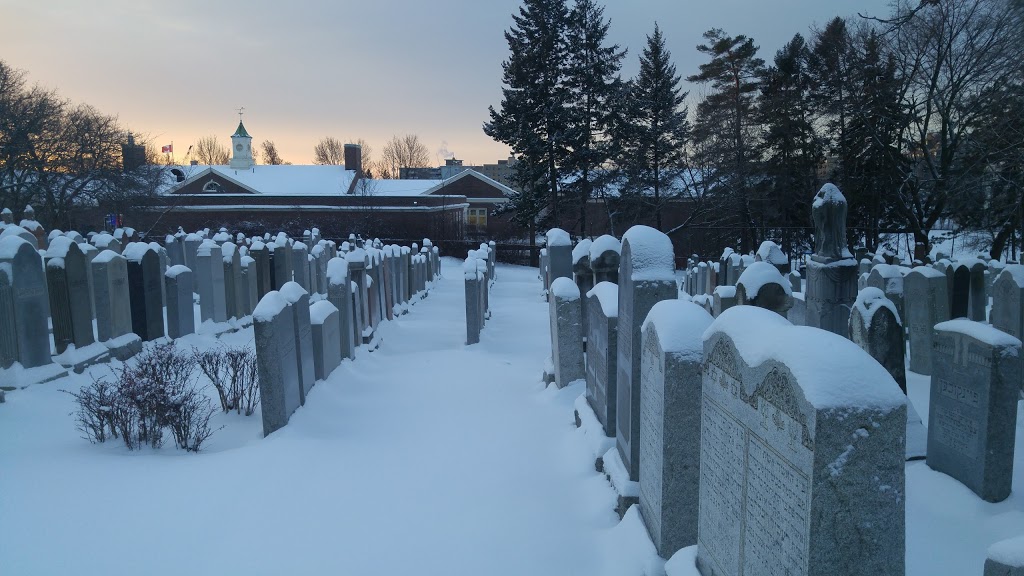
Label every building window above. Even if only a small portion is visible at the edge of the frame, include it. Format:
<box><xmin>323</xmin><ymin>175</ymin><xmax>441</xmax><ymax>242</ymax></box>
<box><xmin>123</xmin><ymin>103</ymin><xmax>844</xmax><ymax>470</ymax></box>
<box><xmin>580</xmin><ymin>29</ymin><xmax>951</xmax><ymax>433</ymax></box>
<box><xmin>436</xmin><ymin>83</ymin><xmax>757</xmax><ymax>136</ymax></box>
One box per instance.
<box><xmin>202</xmin><ymin>180</ymin><xmax>223</xmax><ymax>193</ymax></box>
<box><xmin>468</xmin><ymin>207</ymin><xmax>487</xmax><ymax>229</ymax></box>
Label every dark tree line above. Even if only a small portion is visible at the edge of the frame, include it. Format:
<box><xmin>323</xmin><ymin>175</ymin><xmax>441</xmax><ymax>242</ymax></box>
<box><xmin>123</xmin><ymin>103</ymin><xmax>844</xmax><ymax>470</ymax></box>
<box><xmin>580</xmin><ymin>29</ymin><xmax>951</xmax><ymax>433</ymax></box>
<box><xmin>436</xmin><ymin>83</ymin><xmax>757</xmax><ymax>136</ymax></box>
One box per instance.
<box><xmin>0</xmin><ymin>60</ymin><xmax>166</xmax><ymax>231</ymax></box>
<box><xmin>487</xmin><ymin>0</ymin><xmax>1024</xmax><ymax>259</ymax></box>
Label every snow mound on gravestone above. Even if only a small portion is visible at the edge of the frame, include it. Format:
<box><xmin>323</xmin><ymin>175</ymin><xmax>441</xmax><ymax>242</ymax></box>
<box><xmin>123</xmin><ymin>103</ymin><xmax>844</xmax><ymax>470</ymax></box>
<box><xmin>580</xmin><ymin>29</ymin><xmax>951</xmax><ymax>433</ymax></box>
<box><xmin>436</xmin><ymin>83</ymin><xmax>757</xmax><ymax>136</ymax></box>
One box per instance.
<box><xmin>92</xmin><ymin>249</ymin><xmax>121</xmax><ymax>264</ymax></box>
<box><xmin>279</xmin><ymin>281</ymin><xmax>308</xmax><ymax>303</ymax></box>
<box><xmin>988</xmin><ymin>534</ymin><xmax>1024</xmax><ymax>567</ymax></box>
<box><xmin>854</xmin><ymin>287</ymin><xmax>901</xmax><ymax>326</ymax></box>
<box><xmin>326</xmin><ymin>257</ymin><xmax>349</xmax><ymax>286</ymax></box>
<box><xmin>587</xmin><ymin>281</ymin><xmax>618</xmax><ymax>318</ymax></box>
<box><xmin>908</xmin><ymin>265</ymin><xmax>944</xmax><ymax>279</ymax></box>
<box><xmin>550</xmin><ymin>277</ymin><xmax>580</xmax><ymax>301</ymax></box>
<box><xmin>714</xmin><ymin>285</ymin><xmax>736</xmax><ymax>298</ymax></box>
<box><xmin>589</xmin><ymin>235</ymin><xmax>621</xmax><ymax>261</ymax></box>
<box><xmin>545</xmin><ymin>228</ymin><xmax>571</xmax><ymax>247</ymax></box>
<box><xmin>642</xmin><ymin>300</ymin><xmax>713</xmax><ymax>362</ymax></box>
<box><xmin>736</xmin><ymin>261</ymin><xmax>791</xmax><ymax>298</ymax></box>
<box><xmin>997</xmin><ymin>264</ymin><xmax>1024</xmax><ymax>288</ymax></box>
<box><xmin>309</xmin><ymin>300</ymin><xmax>338</xmax><ymax>325</ymax></box>
<box><xmin>121</xmin><ymin>242</ymin><xmax>153</xmax><ymax>262</ymax></box>
<box><xmin>241</xmin><ymin>255</ymin><xmax>254</xmax><ymax>267</ymax></box>
<box><xmin>704</xmin><ymin>306</ymin><xmax>907</xmax><ymax>411</ymax></box>
<box><xmin>252</xmin><ymin>290</ymin><xmax>288</xmax><ymax>322</ymax></box>
<box><xmin>572</xmin><ymin>239</ymin><xmax>593</xmax><ymax>264</ymax></box>
<box><xmin>934</xmin><ymin>319</ymin><xmax>1022</xmax><ymax>352</ymax></box>
<box><xmin>755</xmin><ymin>241</ymin><xmax>788</xmax><ymax>265</ymax></box>
<box><xmin>196</xmin><ymin>239</ymin><xmax>219</xmax><ymax>257</ymax></box>
<box><xmin>165</xmin><ymin>265</ymin><xmax>191</xmax><ymax>278</ymax></box>
<box><xmin>345</xmin><ymin>248</ymin><xmax>366</xmax><ymax>263</ymax></box>
<box><xmin>622</xmin><ymin>225</ymin><xmax>675</xmax><ymax>282</ymax></box>
<box><xmin>44</xmin><ymin>236</ymin><xmax>75</xmax><ymax>259</ymax></box>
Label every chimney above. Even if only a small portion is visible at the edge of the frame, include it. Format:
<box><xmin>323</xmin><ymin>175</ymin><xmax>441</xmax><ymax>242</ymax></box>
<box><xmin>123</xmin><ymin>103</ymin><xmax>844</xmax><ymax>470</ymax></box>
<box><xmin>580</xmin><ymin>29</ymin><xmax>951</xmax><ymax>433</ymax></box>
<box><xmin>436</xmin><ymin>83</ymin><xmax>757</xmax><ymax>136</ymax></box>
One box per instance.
<box><xmin>344</xmin><ymin>143</ymin><xmax>362</xmax><ymax>176</ymax></box>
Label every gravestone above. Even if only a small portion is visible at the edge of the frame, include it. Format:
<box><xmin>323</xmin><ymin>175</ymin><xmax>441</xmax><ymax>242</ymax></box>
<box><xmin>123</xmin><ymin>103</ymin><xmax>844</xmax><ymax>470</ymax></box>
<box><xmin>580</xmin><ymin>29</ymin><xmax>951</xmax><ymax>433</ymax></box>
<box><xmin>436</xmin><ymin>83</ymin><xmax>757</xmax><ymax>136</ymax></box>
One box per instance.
<box><xmin>952</xmin><ymin>265</ymin><xmax>971</xmax><ymax>319</ymax></box>
<box><xmin>585</xmin><ymin>282</ymin><xmax>618</xmax><ymax>437</ymax></box>
<box><xmin>183</xmin><ymin>233</ymin><xmax>202</xmax><ymax>291</ymax></box>
<box><xmin>546</xmin><ymin>228</ymin><xmax>573</xmax><ymax>286</ymax></box>
<box><xmin>573</xmin><ymin>240</ymin><xmax>595</xmax><ymax>339</ymax></box>
<box><xmin>241</xmin><ymin>256</ymin><xmax>257</xmax><ymax>317</ymax></box>
<box><xmin>927</xmin><ymin>320</ymin><xmax>1021</xmax><ymax>502</ymax></box>
<box><xmin>250</xmin><ymin>240</ymin><xmax>272</xmax><ymax>299</ymax></box>
<box><xmin>549</xmin><ymin>277</ymin><xmax>584</xmax><ymax>388</ymax></box>
<box><xmin>804</xmin><ymin>183</ymin><xmax>858</xmax><ymax>337</ymax></box>
<box><xmin>464</xmin><ymin>257</ymin><xmax>484</xmax><ymax>345</ymax></box>
<box><xmin>0</xmin><ymin>237</ymin><xmax>52</xmax><ymax>370</ymax></box>
<box><xmin>292</xmin><ymin>242</ymin><xmax>309</xmax><ymax>292</ymax></box>
<box><xmin>196</xmin><ymin>240</ymin><xmax>227</xmax><ymax>323</ymax></box>
<box><xmin>347</xmin><ymin>249</ymin><xmax>369</xmax><ymax>340</ymax></box>
<box><xmin>272</xmin><ymin>242</ymin><xmax>292</xmax><ymax>290</ymax></box>
<box><xmin>222</xmin><ymin>242</ymin><xmax>244</xmax><ymax>320</ymax></box>
<box><xmin>281</xmin><ymin>281</ymin><xmax>315</xmax><ymax>405</ymax></box>
<box><xmin>165</xmin><ymin>265</ymin><xmax>195</xmax><ymax>339</ymax></box>
<box><xmin>699</xmin><ymin>305</ymin><xmax>907</xmax><ymax>576</ymax></box>
<box><xmin>712</xmin><ymin>286</ymin><xmax>737</xmax><ymax>317</ymax></box>
<box><xmin>866</xmin><ymin>264</ymin><xmax>906</xmax><ymax>323</ymax></box>
<box><xmin>755</xmin><ymin>240</ymin><xmax>790</xmax><ymax>274</ymax></box>
<box><xmin>966</xmin><ymin>259</ymin><xmax>988</xmax><ymax>321</ymax></box>
<box><xmin>984</xmin><ymin>535</ymin><xmax>1024</xmax><ymax>576</ymax></box>
<box><xmin>91</xmin><ymin>250</ymin><xmax>139</xmax><ymax>359</ymax></box>
<box><xmin>850</xmin><ymin>288</ymin><xmax>907</xmax><ymax>392</ymax></box>
<box><xmin>326</xmin><ymin>257</ymin><xmax>355</xmax><ymax>360</ymax></box>
<box><xmin>992</xmin><ymin>266</ymin><xmax>1024</xmax><ymax>353</ymax></box>
<box><xmin>165</xmin><ymin>234</ymin><xmax>185</xmax><ymax>268</ymax></box>
<box><xmin>639</xmin><ymin>300</ymin><xmax>713</xmax><ymax>558</ymax></box>
<box><xmin>0</xmin><ymin>266</ymin><xmax>18</xmax><ymax>369</ymax></box>
<box><xmin>45</xmin><ymin>238</ymin><xmax>94</xmax><ymax>354</ymax></box>
<box><xmin>253</xmin><ymin>291</ymin><xmax>302</xmax><ymax>437</ymax></box>
<box><xmin>124</xmin><ymin>243</ymin><xmax>165</xmax><ymax>341</ymax></box>
<box><xmin>616</xmin><ymin>225</ymin><xmax>677</xmax><ymax>481</ymax></box>
<box><xmin>904</xmin><ymin>267</ymin><xmax>950</xmax><ymax>375</ymax></box>
<box><xmin>735</xmin><ymin>261</ymin><xmax>793</xmax><ymax>317</ymax></box>
<box><xmin>309</xmin><ymin>300</ymin><xmax>341</xmax><ymax>381</ymax></box>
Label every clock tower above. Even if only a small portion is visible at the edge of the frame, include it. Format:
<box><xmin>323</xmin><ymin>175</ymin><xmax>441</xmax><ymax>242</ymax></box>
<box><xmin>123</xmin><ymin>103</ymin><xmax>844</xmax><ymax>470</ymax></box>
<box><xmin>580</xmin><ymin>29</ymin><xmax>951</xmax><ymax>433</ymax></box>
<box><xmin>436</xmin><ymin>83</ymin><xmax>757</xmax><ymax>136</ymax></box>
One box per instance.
<box><xmin>229</xmin><ymin>114</ymin><xmax>254</xmax><ymax>170</ymax></box>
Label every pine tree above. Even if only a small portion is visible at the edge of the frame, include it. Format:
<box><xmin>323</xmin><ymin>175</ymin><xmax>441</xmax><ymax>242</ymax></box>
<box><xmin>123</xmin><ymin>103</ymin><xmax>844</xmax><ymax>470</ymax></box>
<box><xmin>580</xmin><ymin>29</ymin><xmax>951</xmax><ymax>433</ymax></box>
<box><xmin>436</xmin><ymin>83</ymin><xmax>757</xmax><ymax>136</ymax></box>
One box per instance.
<box><xmin>757</xmin><ymin>33</ymin><xmax>821</xmax><ymax>252</ymax></box>
<box><xmin>687</xmin><ymin>29</ymin><xmax>764</xmax><ymax>251</ymax></box>
<box><xmin>615</xmin><ymin>24</ymin><xmax>688</xmax><ymax>232</ymax></box>
<box><xmin>562</xmin><ymin>0</ymin><xmax>625</xmax><ymax>236</ymax></box>
<box><xmin>485</xmin><ymin>0</ymin><xmax>570</xmax><ymax>233</ymax></box>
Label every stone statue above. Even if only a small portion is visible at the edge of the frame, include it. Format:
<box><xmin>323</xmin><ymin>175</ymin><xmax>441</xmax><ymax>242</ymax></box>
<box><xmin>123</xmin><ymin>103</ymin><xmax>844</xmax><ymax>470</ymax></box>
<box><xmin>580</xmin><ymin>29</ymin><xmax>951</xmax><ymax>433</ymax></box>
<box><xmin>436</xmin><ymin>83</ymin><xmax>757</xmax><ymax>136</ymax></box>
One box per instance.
<box><xmin>812</xmin><ymin>183</ymin><xmax>851</xmax><ymax>262</ymax></box>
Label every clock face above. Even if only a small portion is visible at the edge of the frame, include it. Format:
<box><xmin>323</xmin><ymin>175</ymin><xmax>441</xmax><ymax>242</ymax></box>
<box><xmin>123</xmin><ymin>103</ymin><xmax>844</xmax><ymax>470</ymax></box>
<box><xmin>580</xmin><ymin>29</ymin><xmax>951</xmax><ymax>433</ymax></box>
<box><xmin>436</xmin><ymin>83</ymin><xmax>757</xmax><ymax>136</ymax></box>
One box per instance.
<box><xmin>235</xmin><ymin>144</ymin><xmax>243</xmax><ymax>152</ymax></box>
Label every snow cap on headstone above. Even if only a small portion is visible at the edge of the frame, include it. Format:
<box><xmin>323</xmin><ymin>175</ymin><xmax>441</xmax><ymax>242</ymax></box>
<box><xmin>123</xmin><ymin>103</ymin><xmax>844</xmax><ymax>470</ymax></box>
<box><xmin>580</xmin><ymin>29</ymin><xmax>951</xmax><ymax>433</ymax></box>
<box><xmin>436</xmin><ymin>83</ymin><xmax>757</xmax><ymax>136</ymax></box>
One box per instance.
<box><xmin>737</xmin><ymin>261</ymin><xmax>792</xmax><ymax>298</ymax></box>
<box><xmin>853</xmin><ymin>287</ymin><xmax>901</xmax><ymax>327</ymax></box>
<box><xmin>589</xmin><ymin>234</ymin><xmax>621</xmax><ymax>261</ymax></box>
<box><xmin>550</xmin><ymin>277</ymin><xmax>580</xmax><ymax>301</ymax></box>
<box><xmin>642</xmin><ymin>299</ymin><xmax>714</xmax><ymax>360</ymax></box>
<box><xmin>545</xmin><ymin>228</ymin><xmax>571</xmax><ymax>247</ymax></box>
<box><xmin>572</xmin><ymin>238</ymin><xmax>593</xmax><ymax>265</ymax></box>
<box><xmin>622</xmin><ymin>225</ymin><xmax>675</xmax><ymax>282</ymax></box>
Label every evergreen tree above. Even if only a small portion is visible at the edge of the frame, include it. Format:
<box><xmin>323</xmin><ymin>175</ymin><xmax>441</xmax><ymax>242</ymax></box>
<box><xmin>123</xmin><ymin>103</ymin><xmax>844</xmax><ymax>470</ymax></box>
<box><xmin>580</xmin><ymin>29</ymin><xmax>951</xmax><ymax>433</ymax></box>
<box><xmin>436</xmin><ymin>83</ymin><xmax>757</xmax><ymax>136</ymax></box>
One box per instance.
<box><xmin>485</xmin><ymin>0</ymin><xmax>570</xmax><ymax>235</ymax></box>
<box><xmin>687</xmin><ymin>29</ymin><xmax>764</xmax><ymax>251</ymax></box>
<box><xmin>562</xmin><ymin>0</ymin><xmax>625</xmax><ymax>236</ymax></box>
<box><xmin>757</xmin><ymin>33</ymin><xmax>821</xmax><ymax>252</ymax></box>
<box><xmin>615</xmin><ymin>24</ymin><xmax>689</xmax><ymax>232</ymax></box>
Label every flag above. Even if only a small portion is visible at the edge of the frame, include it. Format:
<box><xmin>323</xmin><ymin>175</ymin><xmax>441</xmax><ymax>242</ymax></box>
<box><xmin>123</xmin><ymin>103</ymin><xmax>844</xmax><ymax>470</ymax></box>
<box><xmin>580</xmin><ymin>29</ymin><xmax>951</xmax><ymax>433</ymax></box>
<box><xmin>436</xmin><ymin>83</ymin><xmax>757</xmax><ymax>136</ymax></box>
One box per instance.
<box><xmin>161</xmin><ymin>144</ymin><xmax>173</xmax><ymax>154</ymax></box>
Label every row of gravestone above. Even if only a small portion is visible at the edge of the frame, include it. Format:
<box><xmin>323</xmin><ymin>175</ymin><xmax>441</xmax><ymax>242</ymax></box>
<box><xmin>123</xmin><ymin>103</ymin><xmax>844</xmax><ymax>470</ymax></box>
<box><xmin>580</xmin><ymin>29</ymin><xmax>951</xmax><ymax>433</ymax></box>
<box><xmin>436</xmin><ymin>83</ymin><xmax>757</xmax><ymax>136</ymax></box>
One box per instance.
<box><xmin>464</xmin><ymin>242</ymin><xmax>495</xmax><ymax>345</ymax></box>
<box><xmin>681</xmin><ymin>240</ymin><xmax>793</xmax><ymax>300</ymax></box>
<box><xmin>253</xmin><ymin>240</ymin><xmax>442</xmax><ymax>436</ymax></box>
<box><xmin>544</xmin><ymin>223</ymin><xmax>908</xmax><ymax>574</ymax></box>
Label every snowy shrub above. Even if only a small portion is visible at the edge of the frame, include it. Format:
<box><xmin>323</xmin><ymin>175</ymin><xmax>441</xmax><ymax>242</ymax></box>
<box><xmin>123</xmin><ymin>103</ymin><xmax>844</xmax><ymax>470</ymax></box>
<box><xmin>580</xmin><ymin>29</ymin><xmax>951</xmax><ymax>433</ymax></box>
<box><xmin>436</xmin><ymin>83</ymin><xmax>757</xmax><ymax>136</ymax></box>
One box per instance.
<box><xmin>195</xmin><ymin>345</ymin><xmax>260</xmax><ymax>416</ymax></box>
<box><xmin>65</xmin><ymin>343</ymin><xmax>218</xmax><ymax>452</ymax></box>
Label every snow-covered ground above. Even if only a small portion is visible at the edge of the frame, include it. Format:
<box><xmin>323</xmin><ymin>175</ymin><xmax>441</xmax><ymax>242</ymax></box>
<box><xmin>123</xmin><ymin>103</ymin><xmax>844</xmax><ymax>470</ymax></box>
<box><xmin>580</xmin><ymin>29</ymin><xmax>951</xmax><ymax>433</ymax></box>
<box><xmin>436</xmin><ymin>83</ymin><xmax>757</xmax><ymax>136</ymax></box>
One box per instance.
<box><xmin>1</xmin><ymin>258</ymin><xmax>1022</xmax><ymax>575</ymax></box>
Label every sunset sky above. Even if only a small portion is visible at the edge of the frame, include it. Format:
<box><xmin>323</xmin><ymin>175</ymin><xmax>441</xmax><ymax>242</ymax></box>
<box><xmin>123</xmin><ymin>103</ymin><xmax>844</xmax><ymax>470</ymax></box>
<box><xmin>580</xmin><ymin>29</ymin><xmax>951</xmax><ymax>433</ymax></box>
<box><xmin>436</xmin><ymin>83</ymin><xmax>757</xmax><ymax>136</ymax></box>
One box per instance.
<box><xmin>0</xmin><ymin>0</ymin><xmax>890</xmax><ymax>167</ymax></box>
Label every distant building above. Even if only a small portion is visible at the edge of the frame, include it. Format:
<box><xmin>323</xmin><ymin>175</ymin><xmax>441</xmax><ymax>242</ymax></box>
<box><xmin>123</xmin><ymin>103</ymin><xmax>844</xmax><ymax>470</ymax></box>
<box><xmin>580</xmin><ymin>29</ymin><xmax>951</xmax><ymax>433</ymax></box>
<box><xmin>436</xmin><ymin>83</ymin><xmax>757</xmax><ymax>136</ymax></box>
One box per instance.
<box><xmin>400</xmin><ymin>156</ymin><xmax>517</xmax><ymax>188</ymax></box>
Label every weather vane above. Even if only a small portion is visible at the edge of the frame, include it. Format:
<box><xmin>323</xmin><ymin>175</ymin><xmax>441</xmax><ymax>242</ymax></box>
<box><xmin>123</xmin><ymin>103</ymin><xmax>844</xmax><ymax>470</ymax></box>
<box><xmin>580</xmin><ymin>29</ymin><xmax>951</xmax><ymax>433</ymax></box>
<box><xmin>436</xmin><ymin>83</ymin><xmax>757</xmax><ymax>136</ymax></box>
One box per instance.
<box><xmin>236</xmin><ymin>106</ymin><xmax>245</xmax><ymax>122</ymax></box>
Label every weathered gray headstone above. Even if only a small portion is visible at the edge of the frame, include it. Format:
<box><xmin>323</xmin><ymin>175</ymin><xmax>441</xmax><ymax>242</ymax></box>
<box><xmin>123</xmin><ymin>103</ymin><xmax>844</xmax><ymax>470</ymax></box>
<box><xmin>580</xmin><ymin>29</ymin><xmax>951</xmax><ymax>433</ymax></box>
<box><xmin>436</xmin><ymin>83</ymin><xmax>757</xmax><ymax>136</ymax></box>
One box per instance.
<box><xmin>326</xmin><ymin>257</ymin><xmax>355</xmax><ymax>360</ymax></box>
<box><xmin>250</xmin><ymin>240</ymin><xmax>272</xmax><ymax>300</ymax></box>
<box><xmin>905</xmin><ymin>267</ymin><xmax>950</xmax><ymax>375</ymax></box>
<box><xmin>984</xmin><ymin>534</ymin><xmax>1024</xmax><ymax>576</ymax></box>
<box><xmin>253</xmin><ymin>290</ymin><xmax>302</xmax><ymax>437</ymax></box>
<box><xmin>272</xmin><ymin>241</ymin><xmax>292</xmax><ymax>290</ymax></box>
<box><xmin>183</xmin><ymin>233</ymin><xmax>202</xmax><ymax>291</ymax></box>
<box><xmin>850</xmin><ymin>288</ymin><xmax>906</xmax><ymax>392</ymax></box>
<box><xmin>585</xmin><ymin>281</ymin><xmax>618</xmax><ymax>437</ymax></box>
<box><xmin>309</xmin><ymin>300</ymin><xmax>341</xmax><ymax>381</ymax></box>
<box><xmin>639</xmin><ymin>300</ymin><xmax>713</xmax><ymax>558</ymax></box>
<box><xmin>927</xmin><ymin>320</ymin><xmax>1021</xmax><ymax>502</ymax></box>
<box><xmin>222</xmin><ymin>242</ymin><xmax>244</xmax><ymax>320</ymax></box>
<box><xmin>616</xmin><ymin>225</ymin><xmax>677</xmax><ymax>481</ymax></box>
<box><xmin>292</xmin><ymin>242</ymin><xmax>309</xmax><ymax>293</ymax></box>
<box><xmin>805</xmin><ymin>183</ymin><xmax>858</xmax><ymax>337</ymax></box>
<box><xmin>165</xmin><ymin>265</ymin><xmax>195</xmax><ymax>339</ymax></box>
<box><xmin>281</xmin><ymin>281</ymin><xmax>315</xmax><ymax>405</ymax></box>
<box><xmin>45</xmin><ymin>237</ymin><xmax>94</xmax><ymax>354</ymax></box>
<box><xmin>992</xmin><ymin>266</ymin><xmax>1024</xmax><ymax>362</ymax></box>
<box><xmin>735</xmin><ymin>261</ymin><xmax>793</xmax><ymax>317</ymax></box>
<box><xmin>91</xmin><ymin>250</ymin><xmax>139</xmax><ymax>360</ymax></box>
<box><xmin>952</xmin><ymin>264</ymin><xmax>971</xmax><ymax>319</ymax></box>
<box><xmin>712</xmin><ymin>285</ymin><xmax>737</xmax><ymax>317</ymax></box>
<box><xmin>549</xmin><ymin>277</ymin><xmax>584</xmax><ymax>388</ymax></box>
<box><xmin>464</xmin><ymin>257</ymin><xmax>484</xmax><ymax>345</ymax></box>
<box><xmin>866</xmin><ymin>264</ymin><xmax>906</xmax><ymax>323</ymax></box>
<box><xmin>196</xmin><ymin>240</ymin><xmax>227</xmax><ymax>324</ymax></box>
<box><xmin>546</xmin><ymin>228</ymin><xmax>573</xmax><ymax>287</ymax></box>
<box><xmin>240</xmin><ymin>255</ymin><xmax>257</xmax><ymax>317</ymax></box>
<box><xmin>124</xmin><ymin>243</ymin><xmax>164</xmax><ymax>341</ymax></box>
<box><xmin>0</xmin><ymin>265</ymin><xmax>18</xmax><ymax>369</ymax></box>
<box><xmin>699</xmin><ymin>305</ymin><xmax>907</xmax><ymax>576</ymax></box>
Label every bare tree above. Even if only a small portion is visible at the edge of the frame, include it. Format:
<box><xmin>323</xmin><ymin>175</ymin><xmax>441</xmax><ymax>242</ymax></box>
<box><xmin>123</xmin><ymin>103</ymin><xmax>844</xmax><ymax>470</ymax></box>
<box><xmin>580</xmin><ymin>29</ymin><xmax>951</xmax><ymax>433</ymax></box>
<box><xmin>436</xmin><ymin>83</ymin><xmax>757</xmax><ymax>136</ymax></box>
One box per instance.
<box><xmin>381</xmin><ymin>134</ymin><xmax>431</xmax><ymax>178</ymax></box>
<box><xmin>261</xmin><ymin>140</ymin><xmax>284</xmax><ymax>165</ymax></box>
<box><xmin>313</xmin><ymin>136</ymin><xmax>344</xmax><ymax>165</ymax></box>
<box><xmin>193</xmin><ymin>134</ymin><xmax>229</xmax><ymax>165</ymax></box>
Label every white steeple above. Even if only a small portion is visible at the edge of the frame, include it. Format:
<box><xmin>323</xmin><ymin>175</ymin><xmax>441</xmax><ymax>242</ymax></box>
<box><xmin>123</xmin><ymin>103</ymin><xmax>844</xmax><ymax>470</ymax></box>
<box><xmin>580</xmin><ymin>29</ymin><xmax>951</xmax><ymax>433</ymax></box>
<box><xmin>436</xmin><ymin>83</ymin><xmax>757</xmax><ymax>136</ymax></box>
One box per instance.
<box><xmin>229</xmin><ymin>107</ymin><xmax>253</xmax><ymax>170</ymax></box>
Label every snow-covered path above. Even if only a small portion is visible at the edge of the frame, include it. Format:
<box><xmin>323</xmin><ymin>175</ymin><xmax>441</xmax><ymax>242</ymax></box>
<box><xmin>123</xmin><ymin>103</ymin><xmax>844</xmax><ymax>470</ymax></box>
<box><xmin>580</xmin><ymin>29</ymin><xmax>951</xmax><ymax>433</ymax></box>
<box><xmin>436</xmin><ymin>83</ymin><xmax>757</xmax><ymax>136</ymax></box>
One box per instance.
<box><xmin>0</xmin><ymin>260</ymin><xmax>621</xmax><ymax>575</ymax></box>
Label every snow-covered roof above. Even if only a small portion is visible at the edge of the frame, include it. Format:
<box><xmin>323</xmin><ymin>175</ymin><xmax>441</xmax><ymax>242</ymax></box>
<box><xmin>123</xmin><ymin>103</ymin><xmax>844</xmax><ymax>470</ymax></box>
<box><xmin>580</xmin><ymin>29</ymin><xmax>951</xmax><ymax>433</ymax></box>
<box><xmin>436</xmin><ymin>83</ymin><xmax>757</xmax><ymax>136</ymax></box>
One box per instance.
<box><xmin>360</xmin><ymin>178</ymin><xmax>444</xmax><ymax>197</ymax></box>
<box><xmin>165</xmin><ymin>164</ymin><xmax>357</xmax><ymax>196</ymax></box>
